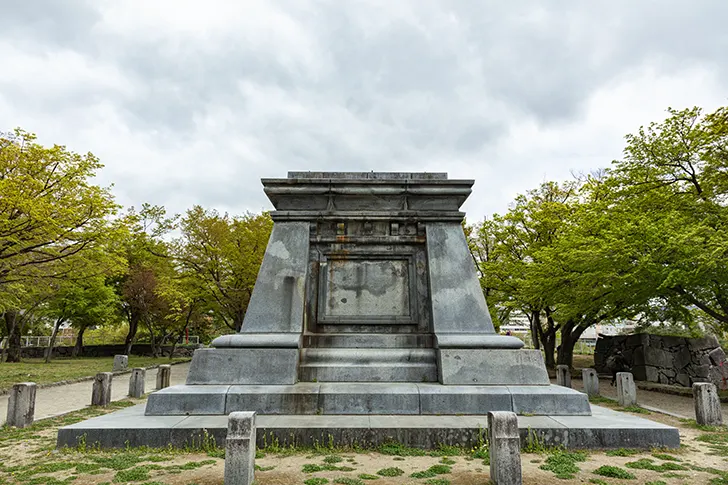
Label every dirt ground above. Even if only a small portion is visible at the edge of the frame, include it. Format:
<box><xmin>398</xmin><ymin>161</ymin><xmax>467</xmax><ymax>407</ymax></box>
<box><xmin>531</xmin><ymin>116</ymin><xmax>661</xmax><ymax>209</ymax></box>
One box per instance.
<box><xmin>0</xmin><ymin>404</ymin><xmax>726</xmax><ymax>485</ymax></box>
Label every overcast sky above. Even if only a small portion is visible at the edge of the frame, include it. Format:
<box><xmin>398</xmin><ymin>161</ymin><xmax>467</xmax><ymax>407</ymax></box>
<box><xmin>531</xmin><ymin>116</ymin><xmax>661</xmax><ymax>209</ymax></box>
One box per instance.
<box><xmin>2</xmin><ymin>1</ymin><xmax>727</xmax><ymax>221</ymax></box>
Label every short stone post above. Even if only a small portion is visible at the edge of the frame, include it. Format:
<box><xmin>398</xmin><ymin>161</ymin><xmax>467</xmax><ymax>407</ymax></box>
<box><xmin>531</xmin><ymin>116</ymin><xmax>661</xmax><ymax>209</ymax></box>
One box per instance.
<box><xmin>128</xmin><ymin>368</ymin><xmax>146</xmax><ymax>398</ymax></box>
<box><xmin>156</xmin><ymin>365</ymin><xmax>171</xmax><ymax>390</ymax></box>
<box><xmin>616</xmin><ymin>372</ymin><xmax>637</xmax><ymax>407</ymax></box>
<box><xmin>92</xmin><ymin>372</ymin><xmax>113</xmax><ymax>406</ymax></box>
<box><xmin>225</xmin><ymin>411</ymin><xmax>257</xmax><ymax>485</ymax></box>
<box><xmin>487</xmin><ymin>411</ymin><xmax>522</xmax><ymax>485</ymax></box>
<box><xmin>6</xmin><ymin>382</ymin><xmax>37</xmax><ymax>428</ymax></box>
<box><xmin>582</xmin><ymin>368</ymin><xmax>599</xmax><ymax>397</ymax></box>
<box><xmin>556</xmin><ymin>365</ymin><xmax>571</xmax><ymax>388</ymax></box>
<box><xmin>693</xmin><ymin>382</ymin><xmax>723</xmax><ymax>426</ymax></box>
<box><xmin>112</xmin><ymin>355</ymin><xmax>128</xmax><ymax>372</ymax></box>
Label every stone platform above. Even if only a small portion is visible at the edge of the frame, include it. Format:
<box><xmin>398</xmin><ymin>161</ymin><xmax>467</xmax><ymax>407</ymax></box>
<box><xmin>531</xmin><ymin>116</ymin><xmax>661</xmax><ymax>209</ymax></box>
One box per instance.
<box><xmin>56</xmin><ymin>404</ymin><xmax>679</xmax><ymax>450</ymax></box>
<box><xmin>144</xmin><ymin>383</ymin><xmax>591</xmax><ymax>416</ymax></box>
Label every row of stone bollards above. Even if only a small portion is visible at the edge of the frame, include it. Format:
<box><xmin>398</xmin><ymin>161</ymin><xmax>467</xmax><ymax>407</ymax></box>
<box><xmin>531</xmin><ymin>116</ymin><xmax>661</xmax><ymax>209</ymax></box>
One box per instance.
<box><xmin>222</xmin><ymin>410</ymin><xmax>524</xmax><ymax>485</ymax></box>
<box><xmin>556</xmin><ymin>365</ymin><xmax>724</xmax><ymax>426</ymax></box>
<box><xmin>5</xmin><ymin>364</ymin><xmax>173</xmax><ymax>428</ymax></box>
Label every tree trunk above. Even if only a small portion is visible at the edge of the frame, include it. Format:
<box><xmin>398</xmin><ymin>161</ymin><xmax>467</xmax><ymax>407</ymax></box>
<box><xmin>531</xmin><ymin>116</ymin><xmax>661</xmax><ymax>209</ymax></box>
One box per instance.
<box><xmin>529</xmin><ymin>309</ymin><xmax>541</xmax><ymax>350</ymax></box>
<box><xmin>72</xmin><ymin>326</ymin><xmax>87</xmax><ymax>357</ymax></box>
<box><xmin>557</xmin><ymin>321</ymin><xmax>589</xmax><ymax>369</ymax></box>
<box><xmin>5</xmin><ymin>311</ymin><xmax>22</xmax><ymax>363</ymax></box>
<box><xmin>124</xmin><ymin>314</ymin><xmax>140</xmax><ymax>356</ymax></box>
<box><xmin>145</xmin><ymin>318</ymin><xmax>160</xmax><ymax>358</ymax></box>
<box><xmin>45</xmin><ymin>318</ymin><xmax>65</xmax><ymax>363</ymax></box>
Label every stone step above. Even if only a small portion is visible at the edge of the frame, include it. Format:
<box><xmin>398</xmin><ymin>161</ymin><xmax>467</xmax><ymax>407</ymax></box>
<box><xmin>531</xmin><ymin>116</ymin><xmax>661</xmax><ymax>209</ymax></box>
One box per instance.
<box><xmin>298</xmin><ymin>362</ymin><xmax>439</xmax><ymax>382</ymax></box>
<box><xmin>300</xmin><ymin>348</ymin><xmax>436</xmax><ymax>364</ymax></box>
<box><xmin>144</xmin><ymin>383</ymin><xmax>592</xmax><ymax>416</ymax></box>
<box><xmin>302</xmin><ymin>333</ymin><xmax>434</xmax><ymax>348</ymax></box>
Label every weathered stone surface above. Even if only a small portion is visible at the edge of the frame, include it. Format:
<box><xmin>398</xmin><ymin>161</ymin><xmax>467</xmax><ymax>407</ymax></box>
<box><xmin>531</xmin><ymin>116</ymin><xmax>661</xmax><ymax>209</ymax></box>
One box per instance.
<box><xmin>237</xmin><ymin>221</ymin><xmax>309</xmax><ymax>334</ymax></box>
<box><xmin>92</xmin><ymin>372</ymin><xmax>113</xmax><ymax>407</ymax></box>
<box><xmin>128</xmin><ymin>368</ymin><xmax>145</xmax><ymax>398</ymax></box>
<box><xmin>145</xmin><ymin>385</ymin><xmax>230</xmax><ymax>415</ymax></box>
<box><xmin>693</xmin><ymin>383</ymin><xmax>723</xmax><ymax>426</ymax></box>
<box><xmin>488</xmin><ymin>411</ymin><xmax>522</xmax><ymax>485</ymax></box>
<box><xmin>556</xmin><ymin>365</ymin><xmax>571</xmax><ymax>388</ymax></box>
<box><xmin>508</xmin><ymin>386</ymin><xmax>591</xmax><ymax>416</ymax></box>
<box><xmin>226</xmin><ymin>385</ymin><xmax>320</xmax><ymax>414</ymax></box>
<box><xmin>186</xmin><ymin>348</ymin><xmax>299</xmax><ymax>385</ymax></box>
<box><xmin>58</xmin><ymin>403</ymin><xmax>680</xmax><ymax>450</ymax></box>
<box><xmin>582</xmin><ymin>369</ymin><xmax>599</xmax><ymax>397</ymax></box>
<box><xmin>595</xmin><ymin>333</ymin><xmax>728</xmax><ymax>389</ymax></box>
<box><xmin>6</xmin><ymin>382</ymin><xmax>36</xmax><ymax>428</ymax></box>
<box><xmin>112</xmin><ymin>355</ymin><xmax>128</xmax><ymax>372</ymax></box>
<box><xmin>318</xmin><ymin>383</ymin><xmax>421</xmax><ymax>415</ymax></box>
<box><xmin>156</xmin><ymin>365</ymin><xmax>171</xmax><ymax>390</ymax></box>
<box><xmin>616</xmin><ymin>372</ymin><xmax>637</xmax><ymax>407</ymax></box>
<box><xmin>225</xmin><ymin>411</ymin><xmax>256</xmax><ymax>485</ymax></box>
<box><xmin>438</xmin><ymin>349</ymin><xmax>550</xmax><ymax>385</ymax></box>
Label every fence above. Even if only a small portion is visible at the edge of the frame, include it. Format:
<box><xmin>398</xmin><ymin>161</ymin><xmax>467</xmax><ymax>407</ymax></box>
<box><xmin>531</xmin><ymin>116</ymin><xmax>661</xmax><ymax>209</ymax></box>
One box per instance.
<box><xmin>0</xmin><ymin>335</ymin><xmax>200</xmax><ymax>348</ymax></box>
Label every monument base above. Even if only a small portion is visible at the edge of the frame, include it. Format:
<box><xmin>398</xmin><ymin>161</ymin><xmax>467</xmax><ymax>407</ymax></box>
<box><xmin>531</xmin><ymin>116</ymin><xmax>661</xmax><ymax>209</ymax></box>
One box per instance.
<box><xmin>185</xmin><ymin>348</ymin><xmax>299</xmax><ymax>385</ymax></box>
<box><xmin>145</xmin><ymin>382</ymin><xmax>591</xmax><ymax>416</ymax></box>
<box><xmin>57</xmin><ymin>404</ymin><xmax>680</xmax><ymax>450</ymax></box>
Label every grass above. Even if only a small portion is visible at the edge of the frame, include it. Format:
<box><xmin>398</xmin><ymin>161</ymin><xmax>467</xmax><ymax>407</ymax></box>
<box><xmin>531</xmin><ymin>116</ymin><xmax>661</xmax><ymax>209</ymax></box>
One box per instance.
<box><xmin>539</xmin><ymin>450</ymin><xmax>588</xmax><ymax>479</ymax></box>
<box><xmin>605</xmin><ymin>448</ymin><xmax>640</xmax><ymax>457</ymax></box>
<box><xmin>357</xmin><ymin>474</ymin><xmax>379</xmax><ymax>480</ymax></box>
<box><xmin>305</xmin><ymin>479</ymin><xmax>329</xmax><ymax>485</ymax></box>
<box><xmin>593</xmin><ymin>465</ymin><xmax>636</xmax><ymax>480</ymax></box>
<box><xmin>0</xmin><ymin>356</ymin><xmax>189</xmax><ymax>391</ymax></box>
<box><xmin>624</xmin><ymin>458</ymin><xmax>688</xmax><ymax>472</ymax></box>
<box><xmin>696</xmin><ymin>428</ymin><xmax>728</xmax><ymax>457</ymax></box>
<box><xmin>333</xmin><ymin>478</ymin><xmax>364</xmax><ymax>485</ymax></box>
<box><xmin>375</xmin><ymin>467</ymin><xmax>404</xmax><ymax>477</ymax></box>
<box><xmin>302</xmin><ymin>464</ymin><xmax>356</xmax><ymax>473</ymax></box>
<box><xmin>619</xmin><ymin>405</ymin><xmax>651</xmax><ymax>414</ymax></box>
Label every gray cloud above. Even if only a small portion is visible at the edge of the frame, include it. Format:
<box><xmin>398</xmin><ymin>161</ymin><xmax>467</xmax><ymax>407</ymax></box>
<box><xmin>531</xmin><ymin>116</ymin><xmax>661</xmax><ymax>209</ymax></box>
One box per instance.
<box><xmin>1</xmin><ymin>0</ymin><xmax>727</xmax><ymax>220</ymax></box>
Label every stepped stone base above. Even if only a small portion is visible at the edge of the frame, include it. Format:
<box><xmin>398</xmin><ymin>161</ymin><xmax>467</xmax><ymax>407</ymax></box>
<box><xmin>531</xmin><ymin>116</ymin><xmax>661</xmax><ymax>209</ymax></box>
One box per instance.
<box><xmin>145</xmin><ymin>383</ymin><xmax>591</xmax><ymax>416</ymax></box>
<box><xmin>57</xmin><ymin>404</ymin><xmax>680</xmax><ymax>450</ymax></box>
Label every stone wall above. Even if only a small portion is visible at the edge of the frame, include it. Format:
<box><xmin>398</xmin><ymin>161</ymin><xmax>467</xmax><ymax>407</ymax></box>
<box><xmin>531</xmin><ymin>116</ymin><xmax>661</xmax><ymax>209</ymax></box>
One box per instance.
<box><xmin>19</xmin><ymin>344</ymin><xmax>199</xmax><ymax>359</ymax></box>
<box><xmin>594</xmin><ymin>333</ymin><xmax>728</xmax><ymax>389</ymax></box>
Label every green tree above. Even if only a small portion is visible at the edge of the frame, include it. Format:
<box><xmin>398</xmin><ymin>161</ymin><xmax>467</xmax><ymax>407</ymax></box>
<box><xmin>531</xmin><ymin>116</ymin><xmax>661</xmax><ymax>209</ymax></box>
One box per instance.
<box><xmin>175</xmin><ymin>207</ymin><xmax>272</xmax><ymax>332</ymax></box>
<box><xmin>0</xmin><ymin>129</ymin><xmax>118</xmax><ymax>361</ymax></box>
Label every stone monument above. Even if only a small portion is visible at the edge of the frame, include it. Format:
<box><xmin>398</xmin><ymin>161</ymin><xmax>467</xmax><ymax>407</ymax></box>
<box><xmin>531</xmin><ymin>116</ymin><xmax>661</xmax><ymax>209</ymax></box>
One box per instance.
<box><xmin>145</xmin><ymin>172</ymin><xmax>588</xmax><ymax>416</ymax></box>
<box><xmin>58</xmin><ymin>172</ymin><xmax>678</xmax><ymax>449</ymax></box>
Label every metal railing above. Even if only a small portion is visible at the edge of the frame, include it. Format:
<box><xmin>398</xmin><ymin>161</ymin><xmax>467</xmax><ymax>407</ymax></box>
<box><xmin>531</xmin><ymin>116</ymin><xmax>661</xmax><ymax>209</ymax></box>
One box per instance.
<box><xmin>0</xmin><ymin>335</ymin><xmax>200</xmax><ymax>347</ymax></box>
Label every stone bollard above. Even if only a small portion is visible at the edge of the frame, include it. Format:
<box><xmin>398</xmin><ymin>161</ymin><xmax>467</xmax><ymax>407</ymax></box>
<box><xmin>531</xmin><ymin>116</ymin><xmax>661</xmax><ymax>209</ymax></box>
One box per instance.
<box><xmin>693</xmin><ymin>382</ymin><xmax>723</xmax><ymax>426</ymax></box>
<box><xmin>225</xmin><ymin>411</ymin><xmax>257</xmax><ymax>485</ymax></box>
<box><xmin>112</xmin><ymin>355</ymin><xmax>128</xmax><ymax>372</ymax></box>
<box><xmin>156</xmin><ymin>365</ymin><xmax>171</xmax><ymax>390</ymax></box>
<box><xmin>616</xmin><ymin>372</ymin><xmax>637</xmax><ymax>407</ymax></box>
<box><xmin>556</xmin><ymin>365</ymin><xmax>571</xmax><ymax>388</ymax></box>
<box><xmin>487</xmin><ymin>411</ymin><xmax>522</xmax><ymax>485</ymax></box>
<box><xmin>582</xmin><ymin>368</ymin><xmax>599</xmax><ymax>397</ymax></box>
<box><xmin>128</xmin><ymin>368</ymin><xmax>146</xmax><ymax>398</ymax></box>
<box><xmin>92</xmin><ymin>372</ymin><xmax>113</xmax><ymax>406</ymax></box>
<box><xmin>6</xmin><ymin>382</ymin><xmax>37</xmax><ymax>428</ymax></box>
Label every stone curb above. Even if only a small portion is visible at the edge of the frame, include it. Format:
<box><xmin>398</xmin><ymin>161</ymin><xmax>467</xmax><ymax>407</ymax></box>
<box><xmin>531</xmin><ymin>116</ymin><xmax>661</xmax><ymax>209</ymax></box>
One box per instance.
<box><xmin>0</xmin><ymin>359</ymin><xmax>191</xmax><ymax>396</ymax></box>
<box><xmin>559</xmin><ymin>375</ymin><xmax>728</xmax><ymax>403</ymax></box>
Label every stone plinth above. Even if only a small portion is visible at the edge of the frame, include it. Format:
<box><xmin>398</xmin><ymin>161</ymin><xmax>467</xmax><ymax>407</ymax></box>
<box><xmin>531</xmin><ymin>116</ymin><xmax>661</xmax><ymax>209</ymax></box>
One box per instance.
<box><xmin>6</xmin><ymin>382</ymin><xmax>36</xmax><ymax>428</ymax></box>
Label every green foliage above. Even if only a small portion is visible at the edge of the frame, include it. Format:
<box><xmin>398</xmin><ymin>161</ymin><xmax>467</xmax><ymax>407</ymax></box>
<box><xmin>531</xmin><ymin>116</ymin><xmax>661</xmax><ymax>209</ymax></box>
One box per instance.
<box><xmin>605</xmin><ymin>448</ymin><xmax>640</xmax><ymax>457</ymax></box>
<box><xmin>376</xmin><ymin>442</ymin><xmax>426</xmax><ymax>456</ymax></box>
<box><xmin>302</xmin><ymin>464</ymin><xmax>355</xmax><ymax>473</ymax></box>
<box><xmin>333</xmin><ymin>478</ymin><xmax>363</xmax><ymax>485</ymax></box>
<box><xmin>624</xmin><ymin>458</ymin><xmax>688</xmax><ymax>472</ymax></box>
<box><xmin>651</xmin><ymin>452</ymin><xmax>681</xmax><ymax>461</ymax></box>
<box><xmin>592</xmin><ymin>465</ymin><xmax>636</xmax><ymax>479</ymax></box>
<box><xmin>357</xmin><ymin>474</ymin><xmax>379</xmax><ymax>480</ymax></box>
<box><xmin>424</xmin><ymin>479</ymin><xmax>450</xmax><ymax>485</ymax></box>
<box><xmin>304</xmin><ymin>479</ymin><xmax>329</xmax><ymax>485</ymax></box>
<box><xmin>588</xmin><ymin>479</ymin><xmax>609</xmax><ymax>485</ymax></box>
<box><xmin>375</xmin><ymin>467</ymin><xmax>404</xmax><ymax>477</ymax></box>
<box><xmin>439</xmin><ymin>457</ymin><xmax>455</xmax><ymax>465</ymax></box>
<box><xmin>323</xmin><ymin>455</ymin><xmax>343</xmax><ymax>464</ymax></box>
<box><xmin>539</xmin><ymin>450</ymin><xmax>588</xmax><ymax>479</ymax></box>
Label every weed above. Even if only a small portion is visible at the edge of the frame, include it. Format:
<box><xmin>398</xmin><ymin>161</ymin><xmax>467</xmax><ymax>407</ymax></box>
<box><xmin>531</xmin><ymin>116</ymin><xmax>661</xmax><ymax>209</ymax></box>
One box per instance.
<box><xmin>588</xmin><ymin>480</ymin><xmax>608</xmax><ymax>485</ymax></box>
<box><xmin>357</xmin><ymin>474</ymin><xmax>379</xmax><ymax>480</ymax></box>
<box><xmin>651</xmin><ymin>452</ymin><xmax>681</xmax><ymax>461</ymax></box>
<box><xmin>323</xmin><ymin>455</ymin><xmax>343</xmax><ymax>464</ymax></box>
<box><xmin>74</xmin><ymin>463</ymin><xmax>103</xmax><ymax>473</ymax></box>
<box><xmin>522</xmin><ymin>428</ymin><xmax>548</xmax><ymax>454</ymax></box>
<box><xmin>588</xmin><ymin>395</ymin><xmax>615</xmax><ymax>405</ymax></box>
<box><xmin>439</xmin><ymin>457</ymin><xmax>456</xmax><ymax>465</ymax></box>
<box><xmin>255</xmin><ymin>465</ymin><xmax>276</xmax><ymax>471</ymax></box>
<box><xmin>112</xmin><ymin>466</ymin><xmax>155</xmax><ymax>483</ymax></box>
<box><xmin>619</xmin><ymin>405</ymin><xmax>651</xmax><ymax>414</ymax></box>
<box><xmin>304</xmin><ymin>479</ymin><xmax>329</xmax><ymax>485</ymax></box>
<box><xmin>644</xmin><ymin>481</ymin><xmax>667</xmax><ymax>485</ymax></box>
<box><xmin>410</xmin><ymin>470</ymin><xmax>437</xmax><ymax>479</ymax></box>
<box><xmin>539</xmin><ymin>451</ymin><xmax>587</xmax><ymax>479</ymax></box>
<box><xmin>392</xmin><ymin>457</ymin><xmax>405</xmax><ymax>461</ymax></box>
<box><xmin>605</xmin><ymin>448</ymin><xmax>640</xmax><ymax>457</ymax></box>
<box><xmin>662</xmin><ymin>472</ymin><xmax>688</xmax><ymax>478</ymax></box>
<box><xmin>429</xmin><ymin>444</ymin><xmax>461</xmax><ymax>457</ymax></box>
<box><xmin>377</xmin><ymin>442</ymin><xmax>426</xmax><ymax>457</ymax></box>
<box><xmin>302</xmin><ymin>464</ymin><xmax>356</xmax><ymax>473</ymax></box>
<box><xmin>333</xmin><ymin>478</ymin><xmax>364</xmax><ymax>485</ymax></box>
<box><xmin>376</xmin><ymin>467</ymin><xmax>404</xmax><ymax>477</ymax></box>
<box><xmin>593</xmin><ymin>465</ymin><xmax>636</xmax><ymax>480</ymax></box>
<box><xmin>424</xmin><ymin>479</ymin><xmax>450</xmax><ymax>485</ymax></box>
<box><xmin>625</xmin><ymin>458</ymin><xmax>688</xmax><ymax>472</ymax></box>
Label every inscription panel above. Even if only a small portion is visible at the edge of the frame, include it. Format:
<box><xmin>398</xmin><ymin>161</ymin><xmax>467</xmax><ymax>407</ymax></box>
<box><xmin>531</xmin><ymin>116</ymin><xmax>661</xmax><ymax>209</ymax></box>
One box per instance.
<box><xmin>318</xmin><ymin>255</ymin><xmax>417</xmax><ymax>324</ymax></box>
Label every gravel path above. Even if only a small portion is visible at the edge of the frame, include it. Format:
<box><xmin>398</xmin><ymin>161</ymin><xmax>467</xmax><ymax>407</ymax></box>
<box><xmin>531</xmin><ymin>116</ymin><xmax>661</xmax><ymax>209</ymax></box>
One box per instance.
<box><xmin>0</xmin><ymin>362</ymin><xmax>190</xmax><ymax>425</ymax></box>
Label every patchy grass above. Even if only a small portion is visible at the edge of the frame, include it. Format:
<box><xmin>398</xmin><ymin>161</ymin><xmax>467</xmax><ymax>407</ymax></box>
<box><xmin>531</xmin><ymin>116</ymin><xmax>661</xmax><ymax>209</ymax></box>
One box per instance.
<box><xmin>333</xmin><ymin>478</ymin><xmax>364</xmax><ymax>485</ymax></box>
<box><xmin>651</xmin><ymin>452</ymin><xmax>682</xmax><ymax>461</ymax></box>
<box><xmin>593</xmin><ymin>465</ymin><xmax>636</xmax><ymax>480</ymax></box>
<box><xmin>375</xmin><ymin>467</ymin><xmax>404</xmax><ymax>477</ymax></box>
<box><xmin>539</xmin><ymin>450</ymin><xmax>588</xmax><ymax>479</ymax></box>
<box><xmin>605</xmin><ymin>448</ymin><xmax>640</xmax><ymax>457</ymax></box>
<box><xmin>624</xmin><ymin>458</ymin><xmax>689</xmax><ymax>472</ymax></box>
<box><xmin>323</xmin><ymin>455</ymin><xmax>343</xmax><ymax>464</ymax></box>
<box><xmin>302</xmin><ymin>463</ymin><xmax>356</xmax><ymax>473</ymax></box>
<box><xmin>424</xmin><ymin>479</ymin><xmax>450</xmax><ymax>485</ymax></box>
<box><xmin>304</xmin><ymin>479</ymin><xmax>329</xmax><ymax>485</ymax></box>
<box><xmin>357</xmin><ymin>473</ymin><xmax>379</xmax><ymax>480</ymax></box>
<box><xmin>619</xmin><ymin>405</ymin><xmax>651</xmax><ymax>414</ymax></box>
<box><xmin>0</xmin><ymin>356</ymin><xmax>189</xmax><ymax>391</ymax></box>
